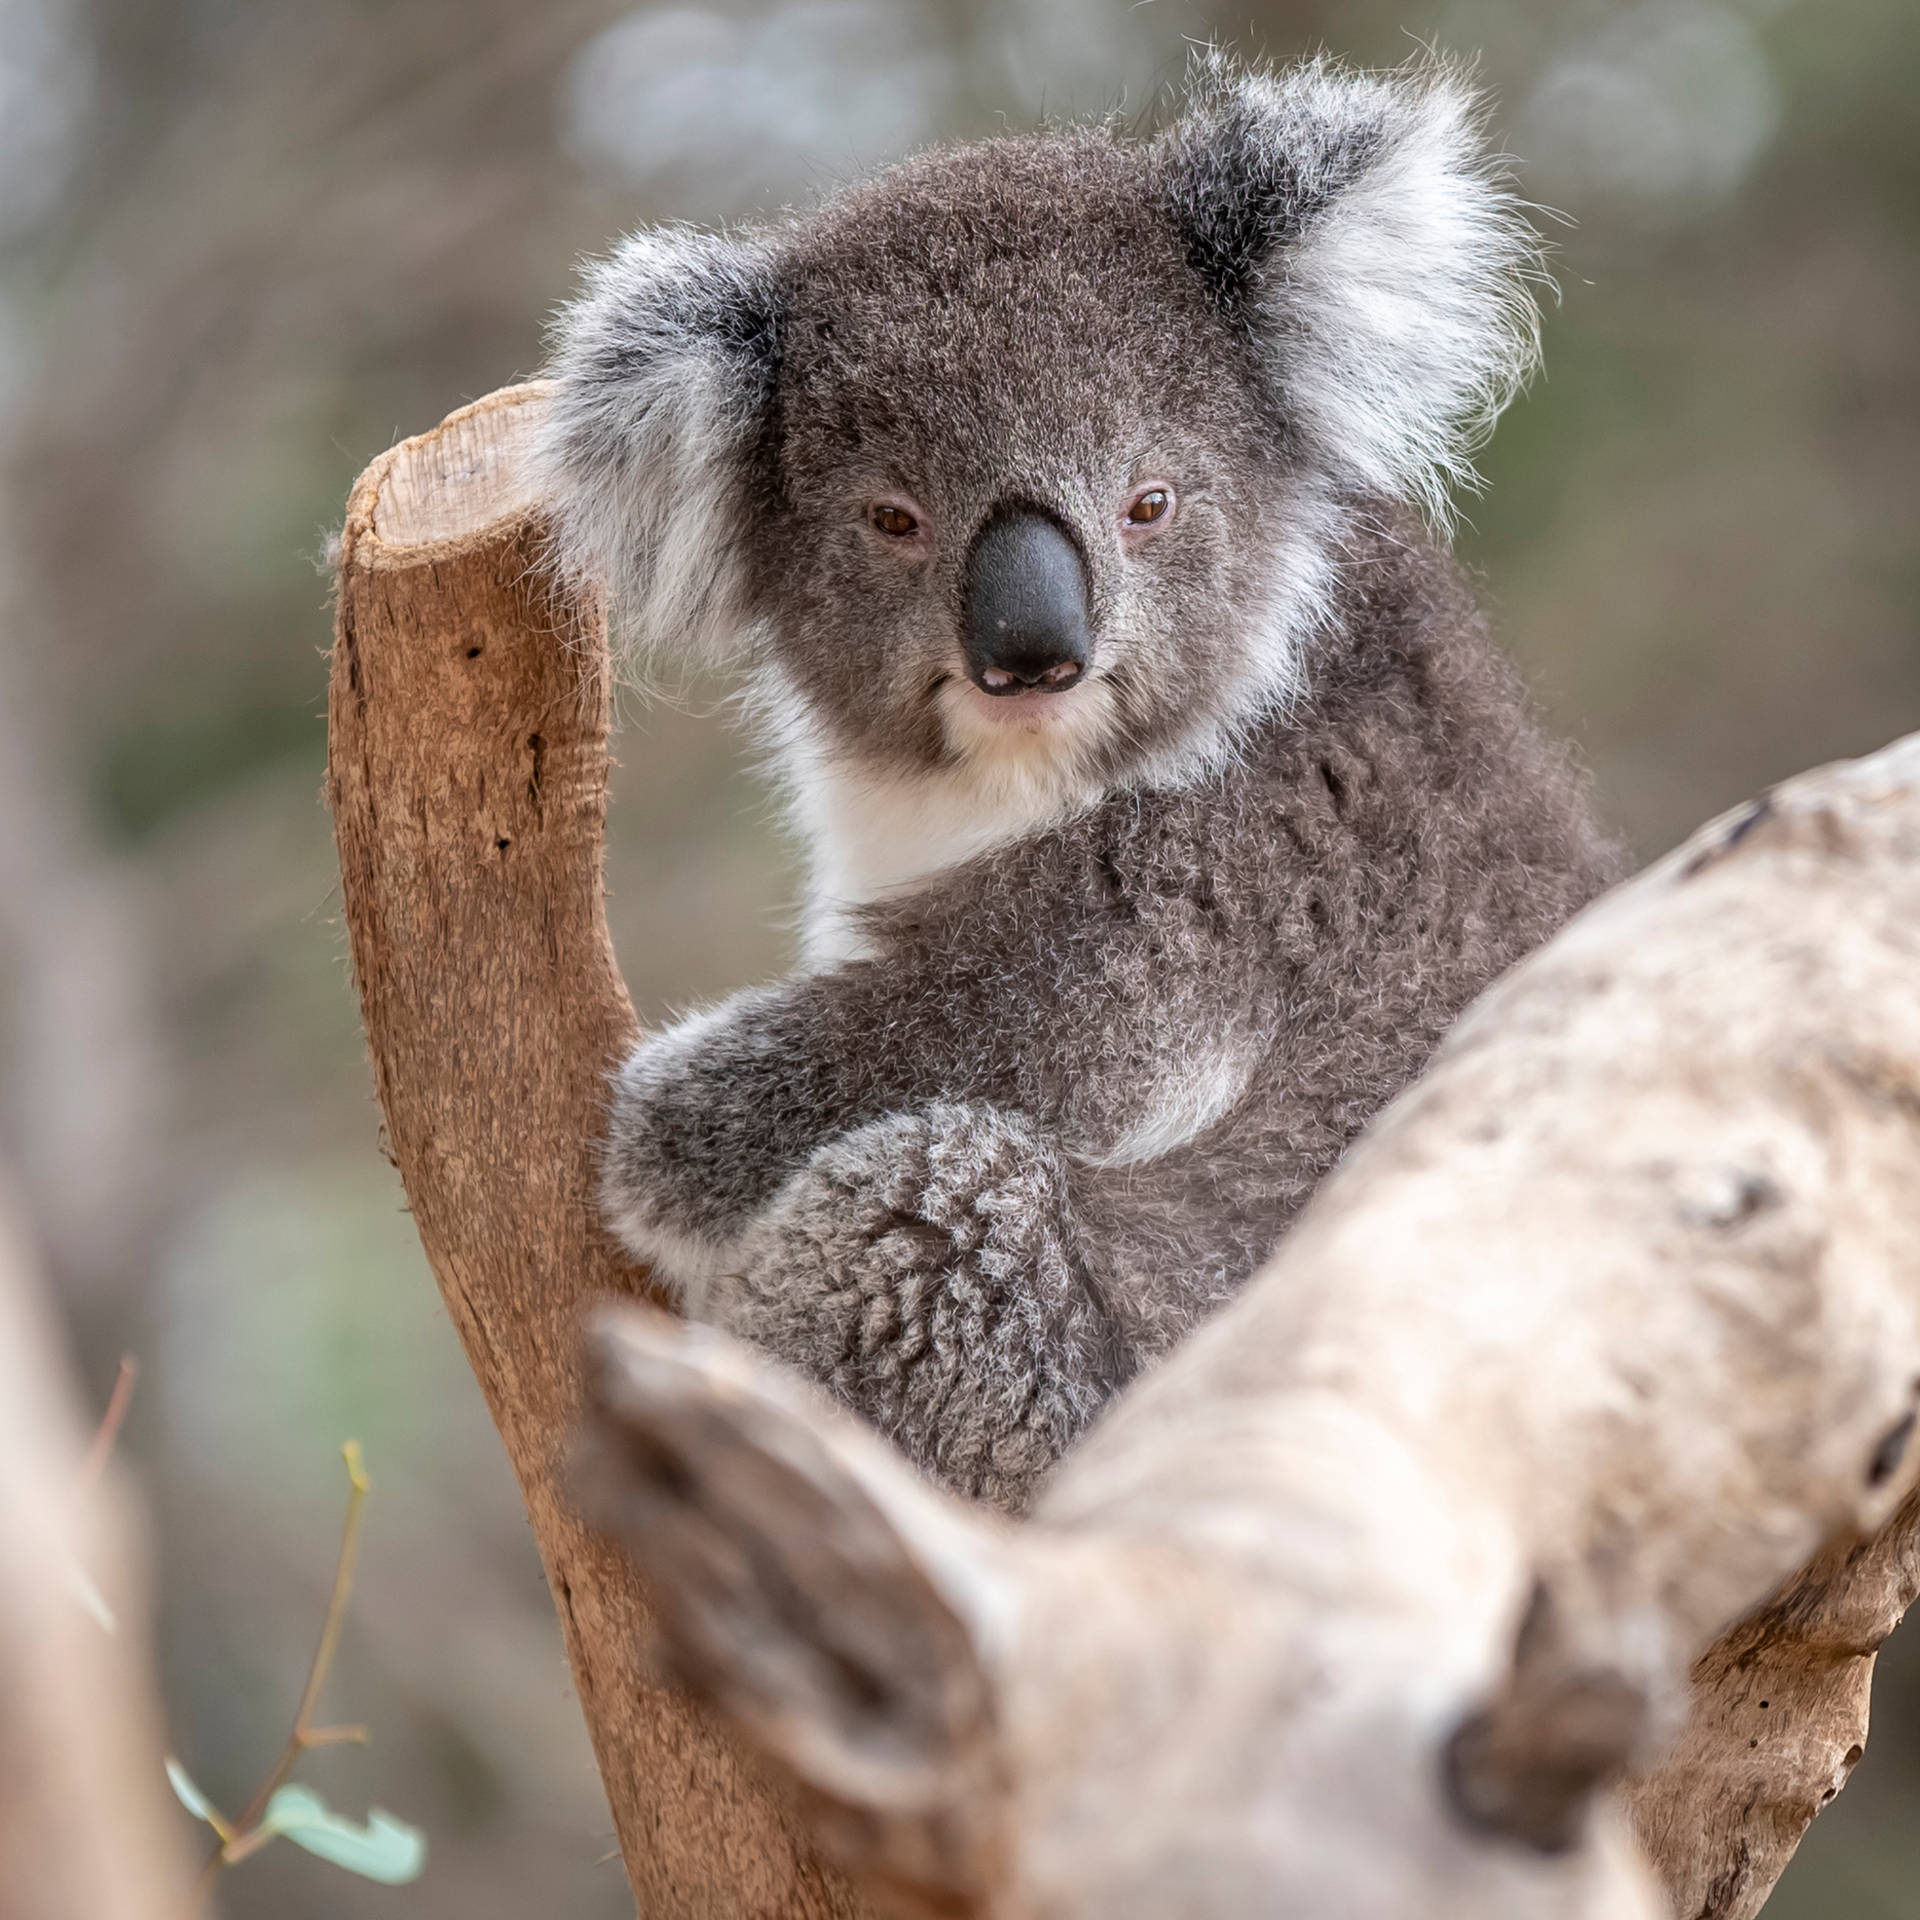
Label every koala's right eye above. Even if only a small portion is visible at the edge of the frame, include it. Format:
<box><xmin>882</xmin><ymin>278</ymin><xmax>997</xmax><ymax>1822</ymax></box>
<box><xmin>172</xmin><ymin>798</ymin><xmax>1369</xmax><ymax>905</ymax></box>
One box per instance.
<box><xmin>871</xmin><ymin>503</ymin><xmax>921</xmax><ymax>539</ymax></box>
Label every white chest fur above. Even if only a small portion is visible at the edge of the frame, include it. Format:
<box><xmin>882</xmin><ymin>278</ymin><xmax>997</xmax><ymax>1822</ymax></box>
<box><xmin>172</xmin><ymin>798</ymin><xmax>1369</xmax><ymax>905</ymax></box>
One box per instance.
<box><xmin>792</xmin><ymin>754</ymin><xmax>1101</xmax><ymax>965</ymax></box>
<box><xmin>747</xmin><ymin>667</ymin><xmax>1108</xmax><ymax>966</ymax></box>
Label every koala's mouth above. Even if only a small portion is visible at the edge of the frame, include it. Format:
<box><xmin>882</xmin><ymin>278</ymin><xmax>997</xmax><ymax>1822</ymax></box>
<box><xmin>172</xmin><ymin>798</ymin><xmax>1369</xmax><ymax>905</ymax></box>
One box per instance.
<box><xmin>978</xmin><ymin>658</ymin><xmax>1084</xmax><ymax>695</ymax></box>
<box><xmin>934</xmin><ymin>665</ymin><xmax>1119</xmax><ymax>780</ymax></box>
<box><xmin>948</xmin><ymin>674</ymin><xmax>1086</xmax><ymax>724</ymax></box>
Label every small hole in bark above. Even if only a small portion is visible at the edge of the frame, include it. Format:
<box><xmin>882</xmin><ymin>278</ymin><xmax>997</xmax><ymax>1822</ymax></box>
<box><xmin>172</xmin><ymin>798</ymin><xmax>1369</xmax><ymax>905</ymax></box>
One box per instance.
<box><xmin>1822</xmin><ymin>1788</ymin><xmax>1837</xmax><ymax>1803</ymax></box>
<box><xmin>646</xmin><ymin>1448</ymin><xmax>698</xmax><ymax>1503</ymax></box>
<box><xmin>1677</xmin><ymin>1167</ymin><xmax>1781</xmax><ymax>1230</ymax></box>
<box><xmin>496</xmin><ymin>837</ymin><xmax>510</xmax><ymax>851</ymax></box>
<box><xmin>1684</xmin><ymin>792</ymin><xmax>1773</xmax><ymax>875</ymax></box>
<box><xmin>465</xmin><ymin>645</ymin><xmax>482</xmax><ymax>659</ymax></box>
<box><xmin>1759</xmin><ymin>1700</ymin><xmax>1769</xmax><ymax>1710</ymax></box>
<box><xmin>1750</xmin><ymin>1738</ymin><xmax>1758</xmax><ymax>1748</ymax></box>
<box><xmin>1844</xmin><ymin>1744</ymin><xmax>1864</xmax><ymax>1769</ymax></box>
<box><xmin>1869</xmin><ymin>1412</ymin><xmax>1915</xmax><ymax>1487</ymax></box>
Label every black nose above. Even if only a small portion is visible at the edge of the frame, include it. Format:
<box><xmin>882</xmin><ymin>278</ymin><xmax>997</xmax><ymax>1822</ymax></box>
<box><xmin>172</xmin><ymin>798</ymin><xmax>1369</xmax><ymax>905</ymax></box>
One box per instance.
<box><xmin>962</xmin><ymin>508</ymin><xmax>1091</xmax><ymax>695</ymax></box>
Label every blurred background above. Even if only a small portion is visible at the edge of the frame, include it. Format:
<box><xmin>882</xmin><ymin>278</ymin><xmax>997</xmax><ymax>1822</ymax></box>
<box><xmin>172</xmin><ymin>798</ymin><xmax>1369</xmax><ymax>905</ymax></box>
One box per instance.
<box><xmin>0</xmin><ymin>0</ymin><xmax>1912</xmax><ymax>1910</ymax></box>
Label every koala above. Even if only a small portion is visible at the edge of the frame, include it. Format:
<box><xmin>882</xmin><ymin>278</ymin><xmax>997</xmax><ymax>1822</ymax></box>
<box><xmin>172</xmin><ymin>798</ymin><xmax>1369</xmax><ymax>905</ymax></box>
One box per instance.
<box><xmin>536</xmin><ymin>54</ymin><xmax>1626</xmax><ymax>1512</ymax></box>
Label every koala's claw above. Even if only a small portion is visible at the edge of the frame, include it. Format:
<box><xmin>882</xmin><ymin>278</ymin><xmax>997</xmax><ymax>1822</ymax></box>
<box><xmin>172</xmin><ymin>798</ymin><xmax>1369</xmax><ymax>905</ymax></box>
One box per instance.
<box><xmin>711</xmin><ymin>1101</ymin><xmax>1123</xmax><ymax>1512</ymax></box>
<box><xmin>599</xmin><ymin>995</ymin><xmax>788</xmax><ymax>1295</ymax></box>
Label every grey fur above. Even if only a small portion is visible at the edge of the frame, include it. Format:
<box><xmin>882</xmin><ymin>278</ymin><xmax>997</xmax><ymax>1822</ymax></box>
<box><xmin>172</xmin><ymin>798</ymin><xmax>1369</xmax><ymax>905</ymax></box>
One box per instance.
<box><xmin>541</xmin><ymin>54</ymin><xmax>1623</xmax><ymax>1510</ymax></box>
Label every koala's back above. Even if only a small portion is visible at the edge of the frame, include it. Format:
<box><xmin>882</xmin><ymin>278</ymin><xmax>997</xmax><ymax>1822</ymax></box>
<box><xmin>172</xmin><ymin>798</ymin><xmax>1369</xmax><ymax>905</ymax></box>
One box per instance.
<box><xmin>860</xmin><ymin>512</ymin><xmax>1623</xmax><ymax>1363</ymax></box>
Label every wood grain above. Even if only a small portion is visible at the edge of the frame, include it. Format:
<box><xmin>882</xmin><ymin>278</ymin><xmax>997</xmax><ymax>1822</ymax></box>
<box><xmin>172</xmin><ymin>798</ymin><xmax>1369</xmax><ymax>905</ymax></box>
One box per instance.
<box><xmin>328</xmin><ymin>384</ymin><xmax>866</xmax><ymax>1918</ymax></box>
<box><xmin>331</xmin><ymin>382</ymin><xmax>1920</xmax><ymax>1918</ymax></box>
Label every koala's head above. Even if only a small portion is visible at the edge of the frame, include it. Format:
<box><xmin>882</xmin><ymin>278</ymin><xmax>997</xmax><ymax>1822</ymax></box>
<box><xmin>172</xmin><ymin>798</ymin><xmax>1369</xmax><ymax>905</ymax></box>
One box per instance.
<box><xmin>538</xmin><ymin>55</ymin><xmax>1540</xmax><ymax>799</ymax></box>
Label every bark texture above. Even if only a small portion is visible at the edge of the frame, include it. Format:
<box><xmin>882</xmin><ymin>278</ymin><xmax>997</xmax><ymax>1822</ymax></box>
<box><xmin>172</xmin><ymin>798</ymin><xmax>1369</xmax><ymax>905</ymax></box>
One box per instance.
<box><xmin>0</xmin><ymin>1179</ymin><xmax>190</xmax><ymax>1919</ymax></box>
<box><xmin>328</xmin><ymin>384</ymin><xmax>865</xmax><ymax>1918</ymax></box>
<box><xmin>576</xmin><ymin>732</ymin><xmax>1920</xmax><ymax>1920</ymax></box>
<box><xmin>1628</xmin><ymin>1487</ymin><xmax>1920</xmax><ymax>1919</ymax></box>
<box><xmin>331</xmin><ymin>380</ymin><xmax>1920</xmax><ymax>1918</ymax></box>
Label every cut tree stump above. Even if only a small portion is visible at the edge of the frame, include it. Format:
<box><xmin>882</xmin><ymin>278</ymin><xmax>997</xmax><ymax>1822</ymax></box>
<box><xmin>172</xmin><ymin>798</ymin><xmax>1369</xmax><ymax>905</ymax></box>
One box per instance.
<box><xmin>328</xmin><ymin>383</ymin><xmax>866</xmax><ymax>1918</ymax></box>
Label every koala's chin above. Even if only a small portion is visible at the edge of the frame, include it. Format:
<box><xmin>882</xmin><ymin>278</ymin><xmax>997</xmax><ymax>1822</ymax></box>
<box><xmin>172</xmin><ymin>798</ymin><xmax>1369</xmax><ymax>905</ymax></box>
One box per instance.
<box><xmin>543</xmin><ymin>51</ymin><xmax>1625</xmax><ymax>1510</ymax></box>
<box><xmin>939</xmin><ymin>675</ymin><xmax>1111</xmax><ymax>768</ymax></box>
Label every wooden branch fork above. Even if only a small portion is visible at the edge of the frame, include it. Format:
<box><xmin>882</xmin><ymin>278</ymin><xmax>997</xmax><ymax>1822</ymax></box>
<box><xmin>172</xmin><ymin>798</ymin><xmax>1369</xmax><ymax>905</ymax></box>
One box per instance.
<box><xmin>331</xmin><ymin>384</ymin><xmax>1920</xmax><ymax>1917</ymax></box>
<box><xmin>329</xmin><ymin>384</ymin><xmax>864</xmax><ymax>1917</ymax></box>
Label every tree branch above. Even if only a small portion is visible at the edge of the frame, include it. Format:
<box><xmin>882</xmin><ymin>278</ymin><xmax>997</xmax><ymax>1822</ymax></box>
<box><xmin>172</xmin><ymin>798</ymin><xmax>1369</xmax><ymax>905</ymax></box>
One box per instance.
<box><xmin>327</xmin><ymin>384</ymin><xmax>865</xmax><ymax>1917</ymax></box>
<box><xmin>331</xmin><ymin>380</ymin><xmax>1920</xmax><ymax>1916</ymax></box>
<box><xmin>1627</xmin><ymin>1482</ymin><xmax>1920</xmax><ymax>1918</ymax></box>
<box><xmin>588</xmin><ymin>731</ymin><xmax>1920</xmax><ymax>1917</ymax></box>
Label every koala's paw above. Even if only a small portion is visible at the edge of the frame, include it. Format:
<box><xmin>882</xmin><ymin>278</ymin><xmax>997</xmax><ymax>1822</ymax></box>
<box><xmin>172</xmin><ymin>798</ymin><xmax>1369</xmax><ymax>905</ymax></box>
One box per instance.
<box><xmin>713</xmin><ymin>1102</ymin><xmax>1121</xmax><ymax>1511</ymax></box>
<box><xmin>598</xmin><ymin>1000</ymin><xmax>766</xmax><ymax>1300</ymax></box>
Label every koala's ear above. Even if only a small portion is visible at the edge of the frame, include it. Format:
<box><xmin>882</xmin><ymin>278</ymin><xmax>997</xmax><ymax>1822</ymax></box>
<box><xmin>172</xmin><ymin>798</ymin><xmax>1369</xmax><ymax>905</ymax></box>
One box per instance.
<box><xmin>577</xmin><ymin>1307</ymin><xmax>1011</xmax><ymax>1907</ymax></box>
<box><xmin>1160</xmin><ymin>54</ymin><xmax>1544</xmax><ymax>525</ymax></box>
<box><xmin>535</xmin><ymin>228</ymin><xmax>782</xmax><ymax>668</ymax></box>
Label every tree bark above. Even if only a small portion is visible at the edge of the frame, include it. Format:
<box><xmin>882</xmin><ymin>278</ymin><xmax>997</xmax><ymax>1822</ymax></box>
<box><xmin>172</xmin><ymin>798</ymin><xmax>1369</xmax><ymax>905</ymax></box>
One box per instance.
<box><xmin>330</xmin><ymin>381</ymin><xmax>1919</xmax><ymax>1918</ymax></box>
<box><xmin>0</xmin><ymin>1176</ymin><xmax>191</xmax><ymax>1919</ymax></box>
<box><xmin>577</xmin><ymin>729</ymin><xmax>1920</xmax><ymax>1920</ymax></box>
<box><xmin>327</xmin><ymin>384</ymin><xmax>865</xmax><ymax>1918</ymax></box>
<box><xmin>1627</xmin><ymin>1484</ymin><xmax>1920</xmax><ymax>1919</ymax></box>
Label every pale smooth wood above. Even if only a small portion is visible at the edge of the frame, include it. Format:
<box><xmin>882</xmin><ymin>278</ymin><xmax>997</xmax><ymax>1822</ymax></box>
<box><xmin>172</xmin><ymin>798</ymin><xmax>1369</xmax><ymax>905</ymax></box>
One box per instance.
<box><xmin>579</xmin><ymin>731</ymin><xmax>1920</xmax><ymax>1919</ymax></box>
<box><xmin>332</xmin><ymin>379</ymin><xmax>1920</xmax><ymax>1917</ymax></box>
<box><xmin>1053</xmin><ymin>732</ymin><xmax>1920</xmax><ymax>1919</ymax></box>
<box><xmin>328</xmin><ymin>384</ymin><xmax>865</xmax><ymax>1917</ymax></box>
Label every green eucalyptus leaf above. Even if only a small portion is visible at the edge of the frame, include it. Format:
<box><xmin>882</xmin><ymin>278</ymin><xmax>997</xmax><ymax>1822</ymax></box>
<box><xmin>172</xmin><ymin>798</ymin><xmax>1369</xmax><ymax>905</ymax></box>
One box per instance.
<box><xmin>261</xmin><ymin>1783</ymin><xmax>426</xmax><ymax>1884</ymax></box>
<box><xmin>164</xmin><ymin>1756</ymin><xmax>219</xmax><ymax>1825</ymax></box>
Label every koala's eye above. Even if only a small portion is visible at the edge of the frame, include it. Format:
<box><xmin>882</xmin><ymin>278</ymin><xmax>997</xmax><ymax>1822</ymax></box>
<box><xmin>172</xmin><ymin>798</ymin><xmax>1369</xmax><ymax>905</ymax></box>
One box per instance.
<box><xmin>1124</xmin><ymin>487</ymin><xmax>1173</xmax><ymax>529</ymax></box>
<box><xmin>871</xmin><ymin>502</ymin><xmax>921</xmax><ymax>539</ymax></box>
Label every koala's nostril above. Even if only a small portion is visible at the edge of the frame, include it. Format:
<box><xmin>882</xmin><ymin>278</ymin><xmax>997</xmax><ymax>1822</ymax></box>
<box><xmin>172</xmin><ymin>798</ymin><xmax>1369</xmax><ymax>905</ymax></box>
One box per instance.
<box><xmin>963</xmin><ymin>508</ymin><xmax>1091</xmax><ymax>696</ymax></box>
<box><xmin>979</xmin><ymin>657</ymin><xmax>1084</xmax><ymax>694</ymax></box>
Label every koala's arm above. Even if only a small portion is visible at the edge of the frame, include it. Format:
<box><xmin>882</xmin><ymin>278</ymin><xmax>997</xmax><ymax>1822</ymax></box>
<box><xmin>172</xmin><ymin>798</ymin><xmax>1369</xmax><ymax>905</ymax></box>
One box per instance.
<box><xmin>603</xmin><ymin>820</ymin><xmax>1275</xmax><ymax>1295</ymax></box>
<box><xmin>601</xmin><ymin>963</ymin><xmax>993</xmax><ymax>1292</ymax></box>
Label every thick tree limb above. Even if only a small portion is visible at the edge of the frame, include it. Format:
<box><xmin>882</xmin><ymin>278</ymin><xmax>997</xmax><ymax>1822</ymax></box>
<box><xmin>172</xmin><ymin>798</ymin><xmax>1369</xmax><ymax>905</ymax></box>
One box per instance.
<box><xmin>332</xmin><ymin>379</ymin><xmax>1920</xmax><ymax>1915</ymax></box>
<box><xmin>1059</xmin><ymin>732</ymin><xmax>1920</xmax><ymax>1917</ymax></box>
<box><xmin>327</xmin><ymin>385</ymin><xmax>864</xmax><ymax>1917</ymax></box>
<box><xmin>0</xmin><ymin>1178</ymin><xmax>190</xmax><ymax>1918</ymax></box>
<box><xmin>587</xmin><ymin>727</ymin><xmax>1920</xmax><ymax>1919</ymax></box>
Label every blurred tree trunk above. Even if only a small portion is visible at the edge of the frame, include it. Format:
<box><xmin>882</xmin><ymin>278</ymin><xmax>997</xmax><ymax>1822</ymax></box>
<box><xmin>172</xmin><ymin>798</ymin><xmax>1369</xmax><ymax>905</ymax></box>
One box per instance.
<box><xmin>0</xmin><ymin>1176</ymin><xmax>191</xmax><ymax>1918</ymax></box>
<box><xmin>328</xmin><ymin>385</ymin><xmax>866</xmax><ymax>1917</ymax></box>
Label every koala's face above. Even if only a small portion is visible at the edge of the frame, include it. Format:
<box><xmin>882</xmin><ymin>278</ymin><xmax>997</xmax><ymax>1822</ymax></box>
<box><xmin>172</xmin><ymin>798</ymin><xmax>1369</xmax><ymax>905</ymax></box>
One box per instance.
<box><xmin>755</xmin><ymin>134</ymin><xmax>1310</xmax><ymax>785</ymax></box>
<box><xmin>540</xmin><ymin>54</ymin><xmax>1539</xmax><ymax>793</ymax></box>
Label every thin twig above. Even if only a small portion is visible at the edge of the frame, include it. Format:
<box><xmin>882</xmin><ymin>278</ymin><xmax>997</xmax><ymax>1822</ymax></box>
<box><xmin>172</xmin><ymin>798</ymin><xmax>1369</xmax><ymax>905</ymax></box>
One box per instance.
<box><xmin>193</xmin><ymin>1440</ymin><xmax>373</xmax><ymax>1904</ymax></box>
<box><xmin>299</xmin><ymin>1723</ymin><xmax>371</xmax><ymax>1748</ymax></box>
<box><xmin>283</xmin><ymin>1440</ymin><xmax>371</xmax><ymax>1768</ymax></box>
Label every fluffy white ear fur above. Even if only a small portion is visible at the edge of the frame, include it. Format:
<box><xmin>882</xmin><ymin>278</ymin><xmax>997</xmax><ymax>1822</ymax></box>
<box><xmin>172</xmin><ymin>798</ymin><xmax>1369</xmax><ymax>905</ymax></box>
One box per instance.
<box><xmin>1168</xmin><ymin>55</ymin><xmax>1546</xmax><ymax>527</ymax></box>
<box><xmin>533</xmin><ymin>227</ymin><xmax>780</xmax><ymax>668</ymax></box>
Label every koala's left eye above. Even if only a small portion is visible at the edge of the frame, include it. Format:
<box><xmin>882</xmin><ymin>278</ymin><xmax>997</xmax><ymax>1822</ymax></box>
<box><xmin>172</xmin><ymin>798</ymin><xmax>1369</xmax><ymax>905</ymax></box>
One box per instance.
<box><xmin>1124</xmin><ymin>487</ymin><xmax>1173</xmax><ymax>528</ymax></box>
<box><xmin>871</xmin><ymin>503</ymin><xmax>920</xmax><ymax>538</ymax></box>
